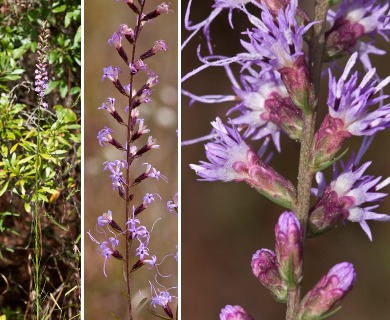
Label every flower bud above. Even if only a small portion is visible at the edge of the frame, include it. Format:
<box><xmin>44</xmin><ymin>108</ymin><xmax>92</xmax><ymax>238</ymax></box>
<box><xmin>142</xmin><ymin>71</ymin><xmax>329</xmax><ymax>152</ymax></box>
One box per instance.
<box><xmin>220</xmin><ymin>305</ymin><xmax>254</xmax><ymax>320</ymax></box>
<box><xmin>297</xmin><ymin>262</ymin><xmax>356</xmax><ymax>320</ymax></box>
<box><xmin>275</xmin><ymin>211</ymin><xmax>303</xmax><ymax>287</ymax></box>
<box><xmin>310</xmin><ymin>114</ymin><xmax>351</xmax><ymax>171</ymax></box>
<box><xmin>251</xmin><ymin>249</ymin><xmax>287</xmax><ymax>302</ymax></box>
<box><xmin>266</xmin><ymin>92</ymin><xmax>303</xmax><ymax>140</ymax></box>
<box><xmin>308</xmin><ymin>189</ymin><xmax>349</xmax><ymax>237</ymax></box>
<box><xmin>245</xmin><ymin>150</ymin><xmax>297</xmax><ymax>209</ymax></box>
<box><xmin>278</xmin><ymin>56</ymin><xmax>316</xmax><ymax>113</ymax></box>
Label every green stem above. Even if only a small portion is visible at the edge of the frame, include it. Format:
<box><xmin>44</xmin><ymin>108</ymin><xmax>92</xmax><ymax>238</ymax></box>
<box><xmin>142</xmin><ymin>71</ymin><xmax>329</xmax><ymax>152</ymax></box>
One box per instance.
<box><xmin>34</xmin><ymin>101</ymin><xmax>42</xmax><ymax>319</ymax></box>
<box><xmin>285</xmin><ymin>1</ymin><xmax>329</xmax><ymax>319</ymax></box>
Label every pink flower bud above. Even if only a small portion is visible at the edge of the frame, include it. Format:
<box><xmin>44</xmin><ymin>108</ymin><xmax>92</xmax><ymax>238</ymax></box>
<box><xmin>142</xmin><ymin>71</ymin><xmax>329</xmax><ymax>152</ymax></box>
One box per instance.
<box><xmin>310</xmin><ymin>114</ymin><xmax>352</xmax><ymax>170</ymax></box>
<box><xmin>278</xmin><ymin>56</ymin><xmax>316</xmax><ymax>113</ymax></box>
<box><xmin>220</xmin><ymin>305</ymin><xmax>254</xmax><ymax>320</ymax></box>
<box><xmin>297</xmin><ymin>262</ymin><xmax>356</xmax><ymax>320</ymax></box>
<box><xmin>275</xmin><ymin>211</ymin><xmax>303</xmax><ymax>287</ymax></box>
<box><xmin>251</xmin><ymin>249</ymin><xmax>287</xmax><ymax>302</ymax></box>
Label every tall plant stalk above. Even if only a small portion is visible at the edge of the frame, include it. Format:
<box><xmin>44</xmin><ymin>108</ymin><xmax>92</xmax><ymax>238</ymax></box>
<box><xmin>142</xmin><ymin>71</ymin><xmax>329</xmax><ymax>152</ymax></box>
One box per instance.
<box><xmin>33</xmin><ymin>21</ymin><xmax>50</xmax><ymax>319</ymax></box>
<box><xmin>90</xmin><ymin>1</ymin><xmax>177</xmax><ymax>318</ymax></box>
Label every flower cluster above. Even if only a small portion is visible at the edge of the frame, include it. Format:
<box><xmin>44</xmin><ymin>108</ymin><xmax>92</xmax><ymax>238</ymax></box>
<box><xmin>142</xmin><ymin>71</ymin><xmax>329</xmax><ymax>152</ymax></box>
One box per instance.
<box><xmin>34</xmin><ymin>21</ymin><xmax>50</xmax><ymax>109</ymax></box>
<box><xmin>183</xmin><ymin>0</ymin><xmax>390</xmax><ymax>318</ymax></box>
<box><xmin>88</xmin><ymin>1</ymin><xmax>176</xmax><ymax>318</ymax></box>
<box><xmin>251</xmin><ymin>211</ymin><xmax>355</xmax><ymax>319</ymax></box>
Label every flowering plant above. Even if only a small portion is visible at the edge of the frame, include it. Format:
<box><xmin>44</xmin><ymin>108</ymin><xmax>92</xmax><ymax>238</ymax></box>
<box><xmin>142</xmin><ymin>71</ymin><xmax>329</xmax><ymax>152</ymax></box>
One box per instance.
<box><xmin>86</xmin><ymin>0</ymin><xmax>178</xmax><ymax>319</ymax></box>
<box><xmin>183</xmin><ymin>0</ymin><xmax>390</xmax><ymax>318</ymax></box>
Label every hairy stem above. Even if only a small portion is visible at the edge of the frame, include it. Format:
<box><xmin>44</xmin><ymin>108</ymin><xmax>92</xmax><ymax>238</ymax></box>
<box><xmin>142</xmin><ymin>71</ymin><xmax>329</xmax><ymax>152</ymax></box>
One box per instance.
<box><xmin>125</xmin><ymin>2</ymin><xmax>146</xmax><ymax>319</ymax></box>
<box><xmin>285</xmin><ymin>1</ymin><xmax>329</xmax><ymax>319</ymax></box>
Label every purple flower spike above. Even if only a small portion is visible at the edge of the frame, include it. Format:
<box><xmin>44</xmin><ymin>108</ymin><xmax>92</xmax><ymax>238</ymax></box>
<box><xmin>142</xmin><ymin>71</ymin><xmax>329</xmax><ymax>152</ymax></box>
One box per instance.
<box><xmin>251</xmin><ymin>249</ymin><xmax>287</xmax><ymax>302</ymax></box>
<box><xmin>311</xmin><ymin>152</ymin><xmax>390</xmax><ymax>240</ymax></box>
<box><xmin>275</xmin><ymin>211</ymin><xmax>303</xmax><ymax>287</ymax></box>
<box><xmin>297</xmin><ymin>262</ymin><xmax>356</xmax><ymax>320</ymax></box>
<box><xmin>190</xmin><ymin>117</ymin><xmax>297</xmax><ymax>209</ymax></box>
<box><xmin>220</xmin><ymin>305</ymin><xmax>254</xmax><ymax>320</ymax></box>
<box><xmin>35</xmin><ymin>23</ymin><xmax>50</xmax><ymax>108</ymax></box>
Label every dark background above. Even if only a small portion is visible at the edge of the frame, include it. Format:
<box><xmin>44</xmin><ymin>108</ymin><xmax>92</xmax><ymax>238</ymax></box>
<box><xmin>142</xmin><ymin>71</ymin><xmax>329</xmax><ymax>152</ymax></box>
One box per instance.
<box><xmin>84</xmin><ymin>0</ymin><xmax>178</xmax><ymax>318</ymax></box>
<box><xmin>182</xmin><ymin>0</ymin><xmax>390</xmax><ymax>319</ymax></box>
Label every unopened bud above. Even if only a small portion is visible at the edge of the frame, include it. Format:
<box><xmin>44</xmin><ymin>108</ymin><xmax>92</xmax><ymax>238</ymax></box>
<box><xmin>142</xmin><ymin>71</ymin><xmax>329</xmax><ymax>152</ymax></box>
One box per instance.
<box><xmin>297</xmin><ymin>262</ymin><xmax>356</xmax><ymax>320</ymax></box>
<box><xmin>251</xmin><ymin>249</ymin><xmax>287</xmax><ymax>302</ymax></box>
<box><xmin>275</xmin><ymin>211</ymin><xmax>303</xmax><ymax>287</ymax></box>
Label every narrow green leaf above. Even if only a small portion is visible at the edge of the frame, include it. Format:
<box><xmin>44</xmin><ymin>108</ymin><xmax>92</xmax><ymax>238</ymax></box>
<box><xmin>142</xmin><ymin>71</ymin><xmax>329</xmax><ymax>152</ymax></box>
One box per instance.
<box><xmin>18</xmin><ymin>155</ymin><xmax>35</xmax><ymax>165</ymax></box>
<box><xmin>0</xmin><ymin>180</ymin><xmax>9</xmax><ymax>196</ymax></box>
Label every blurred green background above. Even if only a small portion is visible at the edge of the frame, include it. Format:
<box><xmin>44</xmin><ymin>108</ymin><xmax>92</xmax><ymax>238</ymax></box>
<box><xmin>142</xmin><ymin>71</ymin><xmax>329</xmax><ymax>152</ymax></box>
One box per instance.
<box><xmin>84</xmin><ymin>0</ymin><xmax>178</xmax><ymax>318</ymax></box>
<box><xmin>182</xmin><ymin>0</ymin><xmax>390</xmax><ymax>319</ymax></box>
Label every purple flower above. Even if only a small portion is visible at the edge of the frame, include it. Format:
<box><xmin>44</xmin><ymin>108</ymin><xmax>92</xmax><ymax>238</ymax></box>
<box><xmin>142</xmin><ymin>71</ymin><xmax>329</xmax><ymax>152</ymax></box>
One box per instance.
<box><xmin>99</xmin><ymin>97</ymin><xmax>126</xmax><ymax>125</ymax></box>
<box><xmin>156</xmin><ymin>3</ymin><xmax>169</xmax><ymax>14</ymax></box>
<box><xmin>220</xmin><ymin>305</ymin><xmax>254</xmax><ymax>320</ymax></box>
<box><xmin>108</xmin><ymin>31</ymin><xmax>123</xmax><ymax>49</ymax></box>
<box><xmin>135</xmin><ymin>241</ymin><xmax>150</xmax><ymax>260</ymax></box>
<box><xmin>183</xmin><ymin>0</ymin><xmax>316</xmax><ymax>110</ymax></box>
<box><xmin>167</xmin><ymin>193</ymin><xmax>178</xmax><ymax>214</ymax></box>
<box><xmin>150</xmin><ymin>284</ymin><xmax>175</xmax><ymax>318</ymax></box>
<box><xmin>97</xmin><ymin>210</ymin><xmax>113</xmax><ymax>226</ymax></box>
<box><xmin>328</xmin><ymin>53</ymin><xmax>390</xmax><ymax>136</ymax></box>
<box><xmin>140</xmin><ymin>40</ymin><xmax>168</xmax><ymax>60</ymax></box>
<box><xmin>297</xmin><ymin>262</ymin><xmax>356</xmax><ymax>320</ymax></box>
<box><xmin>190</xmin><ymin>118</ymin><xmax>297</xmax><ymax>209</ymax></box>
<box><xmin>275</xmin><ymin>211</ymin><xmax>303</xmax><ymax>286</ymax></box>
<box><xmin>239</xmin><ymin>0</ymin><xmax>314</xmax><ymax>71</ymax></box>
<box><xmin>118</xmin><ymin>24</ymin><xmax>135</xmax><ymax>43</ymax></box>
<box><xmin>143</xmin><ymin>163</ymin><xmax>168</xmax><ymax>182</ymax></box>
<box><xmin>251</xmin><ymin>249</ymin><xmax>287</xmax><ymax>302</ymax></box>
<box><xmin>88</xmin><ymin>231</ymin><xmax>123</xmax><ymax>277</ymax></box>
<box><xmin>103</xmin><ymin>160</ymin><xmax>126</xmax><ymax>190</ymax></box>
<box><xmin>143</xmin><ymin>193</ymin><xmax>158</xmax><ymax>205</ymax></box>
<box><xmin>97</xmin><ymin>127</ymin><xmax>125</xmax><ymax>150</ymax></box>
<box><xmin>97</xmin><ymin>127</ymin><xmax>114</xmax><ymax>146</ymax></box>
<box><xmin>190</xmin><ymin>117</ymin><xmax>251</xmax><ymax>182</ymax></box>
<box><xmin>230</xmin><ymin>72</ymin><xmax>303</xmax><ymax>149</ymax></box>
<box><xmin>326</xmin><ymin>0</ymin><xmax>390</xmax><ymax>68</ymax></box>
<box><xmin>102</xmin><ymin>66</ymin><xmax>121</xmax><ymax>82</ymax></box>
<box><xmin>311</xmin><ymin>53</ymin><xmax>390</xmax><ymax>168</ymax></box>
<box><xmin>99</xmin><ymin>97</ymin><xmax>116</xmax><ymax>113</ymax></box>
<box><xmin>312</xmin><ymin>152</ymin><xmax>390</xmax><ymax>240</ymax></box>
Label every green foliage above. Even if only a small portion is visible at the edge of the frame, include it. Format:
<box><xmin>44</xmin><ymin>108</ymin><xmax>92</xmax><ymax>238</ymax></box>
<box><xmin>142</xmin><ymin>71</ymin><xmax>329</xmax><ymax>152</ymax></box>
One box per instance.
<box><xmin>0</xmin><ymin>94</ymin><xmax>81</xmax><ymax>212</ymax></box>
<box><xmin>0</xmin><ymin>0</ymin><xmax>81</xmax><ymax>100</ymax></box>
<box><xmin>0</xmin><ymin>1</ymin><xmax>81</xmax><ymax>318</ymax></box>
<box><xmin>0</xmin><ymin>306</ymin><xmax>23</xmax><ymax>320</ymax></box>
